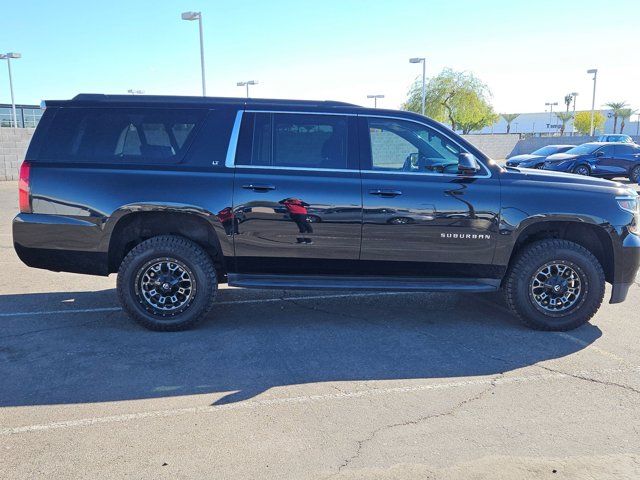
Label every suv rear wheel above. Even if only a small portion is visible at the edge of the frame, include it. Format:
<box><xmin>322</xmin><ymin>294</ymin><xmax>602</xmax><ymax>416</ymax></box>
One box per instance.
<box><xmin>117</xmin><ymin>235</ymin><xmax>217</xmax><ymax>331</ymax></box>
<box><xmin>504</xmin><ymin>239</ymin><xmax>605</xmax><ymax>331</ymax></box>
<box><xmin>629</xmin><ymin>165</ymin><xmax>640</xmax><ymax>183</ymax></box>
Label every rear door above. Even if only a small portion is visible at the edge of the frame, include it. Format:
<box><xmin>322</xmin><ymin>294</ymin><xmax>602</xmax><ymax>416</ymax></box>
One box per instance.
<box><xmin>613</xmin><ymin>144</ymin><xmax>640</xmax><ymax>176</ymax></box>
<box><xmin>593</xmin><ymin>144</ymin><xmax>621</xmax><ymax>176</ymax></box>
<box><xmin>230</xmin><ymin>111</ymin><xmax>362</xmax><ymax>274</ymax></box>
<box><xmin>358</xmin><ymin>115</ymin><xmax>500</xmax><ymax>278</ymax></box>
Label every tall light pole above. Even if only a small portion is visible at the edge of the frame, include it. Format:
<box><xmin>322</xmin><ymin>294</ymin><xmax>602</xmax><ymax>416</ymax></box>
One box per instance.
<box><xmin>181</xmin><ymin>11</ymin><xmax>206</xmax><ymax>96</ymax></box>
<box><xmin>571</xmin><ymin>92</ymin><xmax>578</xmax><ymax>135</ymax></box>
<box><xmin>409</xmin><ymin>57</ymin><xmax>426</xmax><ymax>115</ymax></box>
<box><xmin>0</xmin><ymin>53</ymin><xmax>21</xmax><ymax>128</ymax></box>
<box><xmin>237</xmin><ymin>80</ymin><xmax>258</xmax><ymax>98</ymax></box>
<box><xmin>366</xmin><ymin>94</ymin><xmax>384</xmax><ymax>108</ymax></box>
<box><xmin>587</xmin><ymin>68</ymin><xmax>598</xmax><ymax>136</ymax></box>
<box><xmin>545</xmin><ymin>102</ymin><xmax>558</xmax><ymax>134</ymax></box>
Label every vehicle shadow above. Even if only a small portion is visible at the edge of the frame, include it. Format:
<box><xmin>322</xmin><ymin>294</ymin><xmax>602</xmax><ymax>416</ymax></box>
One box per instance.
<box><xmin>0</xmin><ymin>288</ymin><xmax>602</xmax><ymax>407</ymax></box>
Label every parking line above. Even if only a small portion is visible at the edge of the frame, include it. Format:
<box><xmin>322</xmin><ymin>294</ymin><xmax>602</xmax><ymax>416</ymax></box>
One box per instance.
<box><xmin>2</xmin><ymin>366</ymin><xmax>635</xmax><ymax>436</ymax></box>
<box><xmin>0</xmin><ymin>291</ymin><xmax>411</xmax><ymax>318</ymax></box>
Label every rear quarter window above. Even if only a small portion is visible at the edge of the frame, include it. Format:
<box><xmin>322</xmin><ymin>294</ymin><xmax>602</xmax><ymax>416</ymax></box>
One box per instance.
<box><xmin>35</xmin><ymin>107</ymin><xmax>207</xmax><ymax>164</ymax></box>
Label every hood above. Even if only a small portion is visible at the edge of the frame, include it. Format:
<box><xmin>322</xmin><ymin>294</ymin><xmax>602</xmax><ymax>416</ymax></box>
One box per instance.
<box><xmin>507</xmin><ymin>154</ymin><xmax>541</xmax><ymax>164</ymax></box>
<box><xmin>545</xmin><ymin>153</ymin><xmax>579</xmax><ymax>162</ymax></box>
<box><xmin>502</xmin><ymin>166</ymin><xmax>634</xmax><ymax>194</ymax></box>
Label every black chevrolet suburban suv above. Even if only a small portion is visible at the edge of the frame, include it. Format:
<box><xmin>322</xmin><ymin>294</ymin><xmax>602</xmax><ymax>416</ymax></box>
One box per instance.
<box><xmin>13</xmin><ymin>94</ymin><xmax>640</xmax><ymax>331</ymax></box>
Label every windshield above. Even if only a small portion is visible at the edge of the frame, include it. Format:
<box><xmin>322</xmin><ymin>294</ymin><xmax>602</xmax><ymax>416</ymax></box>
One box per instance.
<box><xmin>565</xmin><ymin>144</ymin><xmax>600</xmax><ymax>155</ymax></box>
<box><xmin>531</xmin><ymin>146</ymin><xmax>562</xmax><ymax>155</ymax></box>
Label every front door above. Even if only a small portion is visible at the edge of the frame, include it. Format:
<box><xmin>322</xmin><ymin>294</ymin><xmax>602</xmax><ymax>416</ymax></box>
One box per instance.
<box><xmin>358</xmin><ymin>116</ymin><xmax>500</xmax><ymax>278</ymax></box>
<box><xmin>231</xmin><ymin>111</ymin><xmax>362</xmax><ymax>274</ymax></box>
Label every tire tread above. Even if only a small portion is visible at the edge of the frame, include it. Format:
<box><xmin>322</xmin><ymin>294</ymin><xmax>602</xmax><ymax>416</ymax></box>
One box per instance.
<box><xmin>504</xmin><ymin>239</ymin><xmax>605</xmax><ymax>331</ymax></box>
<box><xmin>116</xmin><ymin>235</ymin><xmax>217</xmax><ymax>331</ymax></box>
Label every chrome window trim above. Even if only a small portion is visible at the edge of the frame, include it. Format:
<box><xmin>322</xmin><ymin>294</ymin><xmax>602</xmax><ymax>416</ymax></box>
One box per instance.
<box><xmin>360</xmin><ymin>169</ymin><xmax>489</xmax><ymax>178</ymax></box>
<box><xmin>225</xmin><ymin>109</ymin><xmax>494</xmax><ymax>179</ymax></box>
<box><xmin>224</xmin><ymin>110</ymin><xmax>244</xmax><ymax>168</ymax></box>
<box><xmin>235</xmin><ymin>165</ymin><xmax>359</xmax><ymax>173</ymax></box>
<box><xmin>361</xmin><ymin>114</ymin><xmax>492</xmax><ymax>179</ymax></box>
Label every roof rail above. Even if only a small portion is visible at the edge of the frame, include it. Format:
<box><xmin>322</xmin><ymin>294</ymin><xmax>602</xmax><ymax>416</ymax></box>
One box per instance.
<box><xmin>68</xmin><ymin>93</ymin><xmax>358</xmax><ymax>108</ymax></box>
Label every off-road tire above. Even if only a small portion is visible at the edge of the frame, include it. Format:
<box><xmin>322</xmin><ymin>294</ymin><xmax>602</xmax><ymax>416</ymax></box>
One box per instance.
<box><xmin>117</xmin><ymin>235</ymin><xmax>217</xmax><ymax>331</ymax></box>
<box><xmin>504</xmin><ymin>239</ymin><xmax>605</xmax><ymax>331</ymax></box>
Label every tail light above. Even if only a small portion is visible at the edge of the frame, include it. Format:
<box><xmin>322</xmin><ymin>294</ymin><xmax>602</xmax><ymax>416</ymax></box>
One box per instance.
<box><xmin>18</xmin><ymin>161</ymin><xmax>31</xmax><ymax>213</ymax></box>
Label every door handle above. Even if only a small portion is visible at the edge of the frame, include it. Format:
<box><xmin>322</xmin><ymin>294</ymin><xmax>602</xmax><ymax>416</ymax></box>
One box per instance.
<box><xmin>242</xmin><ymin>184</ymin><xmax>276</xmax><ymax>192</ymax></box>
<box><xmin>369</xmin><ymin>189</ymin><xmax>403</xmax><ymax>197</ymax></box>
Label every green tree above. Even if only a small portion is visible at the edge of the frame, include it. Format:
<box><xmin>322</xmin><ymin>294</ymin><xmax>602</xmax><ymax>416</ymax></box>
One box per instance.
<box><xmin>555</xmin><ymin>112</ymin><xmax>573</xmax><ymax>136</ymax></box>
<box><xmin>574</xmin><ymin>111</ymin><xmax>605</xmax><ymax>135</ymax></box>
<box><xmin>618</xmin><ymin>108</ymin><xmax>637</xmax><ymax>134</ymax></box>
<box><xmin>604</xmin><ymin>101</ymin><xmax>628</xmax><ymax>133</ymax></box>
<box><xmin>402</xmin><ymin>68</ymin><xmax>497</xmax><ymax>133</ymax></box>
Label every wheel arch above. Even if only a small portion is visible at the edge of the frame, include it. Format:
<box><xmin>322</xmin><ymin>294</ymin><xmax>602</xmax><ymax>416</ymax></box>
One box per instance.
<box><xmin>506</xmin><ymin>220</ymin><xmax>615</xmax><ymax>285</ymax></box>
<box><xmin>105</xmin><ymin>209</ymin><xmax>229</xmax><ymax>276</ymax></box>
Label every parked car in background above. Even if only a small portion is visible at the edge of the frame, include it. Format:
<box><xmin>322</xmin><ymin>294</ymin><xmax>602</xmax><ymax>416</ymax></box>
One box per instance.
<box><xmin>506</xmin><ymin>145</ymin><xmax>574</xmax><ymax>169</ymax></box>
<box><xmin>543</xmin><ymin>142</ymin><xmax>640</xmax><ymax>181</ymax></box>
<box><xmin>596</xmin><ymin>134</ymin><xmax>634</xmax><ymax>143</ymax></box>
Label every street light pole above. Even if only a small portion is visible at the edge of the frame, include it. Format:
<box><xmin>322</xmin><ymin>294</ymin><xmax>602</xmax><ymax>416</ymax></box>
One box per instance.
<box><xmin>237</xmin><ymin>80</ymin><xmax>258</xmax><ymax>98</ymax></box>
<box><xmin>409</xmin><ymin>57</ymin><xmax>426</xmax><ymax>115</ymax></box>
<box><xmin>587</xmin><ymin>68</ymin><xmax>598</xmax><ymax>136</ymax></box>
<box><xmin>366</xmin><ymin>94</ymin><xmax>384</xmax><ymax>108</ymax></box>
<box><xmin>571</xmin><ymin>92</ymin><xmax>578</xmax><ymax>135</ymax></box>
<box><xmin>545</xmin><ymin>102</ymin><xmax>558</xmax><ymax>134</ymax></box>
<box><xmin>181</xmin><ymin>12</ymin><xmax>206</xmax><ymax>96</ymax></box>
<box><xmin>0</xmin><ymin>53</ymin><xmax>21</xmax><ymax>128</ymax></box>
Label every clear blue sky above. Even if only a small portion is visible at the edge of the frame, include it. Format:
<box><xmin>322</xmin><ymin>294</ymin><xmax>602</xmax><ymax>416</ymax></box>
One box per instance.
<box><xmin>1</xmin><ymin>0</ymin><xmax>639</xmax><ymax>113</ymax></box>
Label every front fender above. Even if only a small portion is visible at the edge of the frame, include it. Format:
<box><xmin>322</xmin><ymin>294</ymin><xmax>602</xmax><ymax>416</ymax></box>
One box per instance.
<box><xmin>494</xmin><ymin>212</ymin><xmax>614</xmax><ymax>266</ymax></box>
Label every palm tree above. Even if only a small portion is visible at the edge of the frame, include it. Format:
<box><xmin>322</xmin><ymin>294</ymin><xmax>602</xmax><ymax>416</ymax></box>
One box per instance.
<box><xmin>555</xmin><ymin>112</ymin><xmax>573</xmax><ymax>136</ymax></box>
<box><xmin>618</xmin><ymin>108</ymin><xmax>637</xmax><ymax>134</ymax></box>
<box><xmin>501</xmin><ymin>113</ymin><xmax>519</xmax><ymax>134</ymax></box>
<box><xmin>605</xmin><ymin>101</ymin><xmax>628</xmax><ymax>133</ymax></box>
<box><xmin>564</xmin><ymin>94</ymin><xmax>573</xmax><ymax>113</ymax></box>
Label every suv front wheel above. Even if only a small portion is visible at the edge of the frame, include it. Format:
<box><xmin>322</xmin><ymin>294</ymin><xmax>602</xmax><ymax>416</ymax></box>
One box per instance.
<box><xmin>117</xmin><ymin>235</ymin><xmax>218</xmax><ymax>331</ymax></box>
<box><xmin>504</xmin><ymin>239</ymin><xmax>605</xmax><ymax>331</ymax></box>
<box><xmin>629</xmin><ymin>165</ymin><xmax>640</xmax><ymax>183</ymax></box>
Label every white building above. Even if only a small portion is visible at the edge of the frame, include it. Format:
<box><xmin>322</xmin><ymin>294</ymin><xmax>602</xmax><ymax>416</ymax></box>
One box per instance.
<box><xmin>473</xmin><ymin>109</ymin><xmax>639</xmax><ymax>136</ymax></box>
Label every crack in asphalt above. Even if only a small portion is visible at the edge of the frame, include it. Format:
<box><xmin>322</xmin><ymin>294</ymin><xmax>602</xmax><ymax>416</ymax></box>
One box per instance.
<box><xmin>535</xmin><ymin>364</ymin><xmax>640</xmax><ymax>395</ymax></box>
<box><xmin>329</xmin><ymin>378</ymin><xmax>499</xmax><ymax>477</ymax></box>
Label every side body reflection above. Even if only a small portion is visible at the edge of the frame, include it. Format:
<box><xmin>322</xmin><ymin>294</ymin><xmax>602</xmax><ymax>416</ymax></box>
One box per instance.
<box><xmin>217</xmin><ymin>207</ymin><xmax>239</xmax><ymax>236</ymax></box>
<box><xmin>279</xmin><ymin>197</ymin><xmax>313</xmax><ymax>244</ymax></box>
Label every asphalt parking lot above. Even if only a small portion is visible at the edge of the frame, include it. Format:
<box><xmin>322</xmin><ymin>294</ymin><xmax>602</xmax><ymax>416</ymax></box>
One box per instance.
<box><xmin>1</xmin><ymin>180</ymin><xmax>640</xmax><ymax>479</ymax></box>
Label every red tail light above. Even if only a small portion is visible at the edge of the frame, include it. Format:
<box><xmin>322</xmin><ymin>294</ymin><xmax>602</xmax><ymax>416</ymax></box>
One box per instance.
<box><xmin>18</xmin><ymin>161</ymin><xmax>31</xmax><ymax>214</ymax></box>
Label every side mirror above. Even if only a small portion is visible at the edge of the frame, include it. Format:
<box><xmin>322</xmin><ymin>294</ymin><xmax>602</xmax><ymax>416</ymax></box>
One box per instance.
<box><xmin>458</xmin><ymin>153</ymin><xmax>481</xmax><ymax>175</ymax></box>
<box><xmin>595</xmin><ymin>151</ymin><xmax>604</xmax><ymax>157</ymax></box>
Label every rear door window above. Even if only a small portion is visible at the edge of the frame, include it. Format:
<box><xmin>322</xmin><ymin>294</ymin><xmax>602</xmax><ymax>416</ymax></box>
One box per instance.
<box><xmin>38</xmin><ymin>108</ymin><xmax>206</xmax><ymax>164</ymax></box>
<box><xmin>614</xmin><ymin>145</ymin><xmax>635</xmax><ymax>156</ymax></box>
<box><xmin>236</xmin><ymin>112</ymin><xmax>350</xmax><ymax>170</ymax></box>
